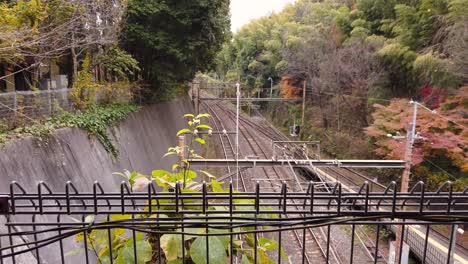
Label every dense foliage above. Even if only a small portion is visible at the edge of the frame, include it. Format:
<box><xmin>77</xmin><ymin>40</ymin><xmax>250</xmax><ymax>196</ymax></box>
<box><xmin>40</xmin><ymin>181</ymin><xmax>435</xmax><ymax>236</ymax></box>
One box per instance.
<box><xmin>214</xmin><ymin>0</ymin><xmax>467</xmax><ymax>189</ymax></box>
<box><xmin>1</xmin><ymin>104</ymin><xmax>140</xmax><ymax>158</ymax></box>
<box><xmin>365</xmin><ymin>88</ymin><xmax>467</xmax><ymax>189</ymax></box>
<box><xmin>121</xmin><ymin>0</ymin><xmax>230</xmax><ymax>99</ymax></box>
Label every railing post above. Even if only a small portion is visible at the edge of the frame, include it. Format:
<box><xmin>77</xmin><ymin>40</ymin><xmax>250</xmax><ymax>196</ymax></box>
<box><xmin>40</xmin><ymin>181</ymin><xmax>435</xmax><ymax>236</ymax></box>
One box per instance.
<box><xmin>0</xmin><ymin>195</ymin><xmax>8</xmax><ymax>214</ymax></box>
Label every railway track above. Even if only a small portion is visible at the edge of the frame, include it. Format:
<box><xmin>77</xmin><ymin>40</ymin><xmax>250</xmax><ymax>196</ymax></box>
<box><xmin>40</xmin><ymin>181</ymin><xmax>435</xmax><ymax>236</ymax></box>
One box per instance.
<box><xmin>214</xmin><ymin>103</ymin><xmax>386</xmax><ymax>263</ymax></box>
<box><xmin>197</xmin><ymin>90</ymin><xmax>468</xmax><ymax>263</ymax></box>
<box><xmin>205</xmin><ymin>102</ymin><xmax>339</xmax><ymax>264</ymax></box>
<box><xmin>198</xmin><ymin>91</ymin><xmax>383</xmax><ymax>263</ymax></box>
<box><xmin>202</xmin><ymin>101</ymin><xmax>250</xmax><ymax>192</ymax></box>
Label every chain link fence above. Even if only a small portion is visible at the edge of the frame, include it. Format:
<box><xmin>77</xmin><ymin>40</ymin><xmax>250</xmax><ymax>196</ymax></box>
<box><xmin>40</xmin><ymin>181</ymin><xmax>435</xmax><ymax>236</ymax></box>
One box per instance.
<box><xmin>0</xmin><ymin>83</ymin><xmax>140</xmax><ymax>129</ymax></box>
<box><xmin>0</xmin><ymin>89</ymin><xmax>72</xmax><ymax>128</ymax></box>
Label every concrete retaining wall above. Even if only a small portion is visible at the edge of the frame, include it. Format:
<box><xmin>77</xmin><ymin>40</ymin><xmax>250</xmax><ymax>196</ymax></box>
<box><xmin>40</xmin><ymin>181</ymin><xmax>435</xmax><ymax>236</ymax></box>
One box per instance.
<box><xmin>0</xmin><ymin>95</ymin><xmax>194</xmax><ymax>192</ymax></box>
<box><xmin>0</xmin><ymin>96</ymin><xmax>195</xmax><ymax>263</ymax></box>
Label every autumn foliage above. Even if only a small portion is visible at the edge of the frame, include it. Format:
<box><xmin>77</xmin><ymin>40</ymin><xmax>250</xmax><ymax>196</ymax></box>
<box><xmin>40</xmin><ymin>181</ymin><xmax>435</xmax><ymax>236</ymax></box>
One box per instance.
<box><xmin>365</xmin><ymin>87</ymin><xmax>468</xmax><ymax>187</ymax></box>
<box><xmin>280</xmin><ymin>75</ymin><xmax>303</xmax><ymax>99</ymax></box>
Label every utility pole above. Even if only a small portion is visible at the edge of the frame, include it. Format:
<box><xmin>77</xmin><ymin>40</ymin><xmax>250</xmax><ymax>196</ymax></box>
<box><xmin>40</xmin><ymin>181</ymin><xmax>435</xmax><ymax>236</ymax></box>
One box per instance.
<box><xmin>401</xmin><ymin>100</ymin><xmax>418</xmax><ymax>193</ymax></box>
<box><xmin>392</xmin><ymin>101</ymin><xmax>417</xmax><ymax>264</ymax></box>
<box><xmin>392</xmin><ymin>100</ymin><xmax>435</xmax><ymax>264</ymax></box>
<box><xmin>235</xmin><ymin>82</ymin><xmax>240</xmax><ymax>191</ymax></box>
<box><xmin>301</xmin><ymin>79</ymin><xmax>307</xmax><ymax>127</ymax></box>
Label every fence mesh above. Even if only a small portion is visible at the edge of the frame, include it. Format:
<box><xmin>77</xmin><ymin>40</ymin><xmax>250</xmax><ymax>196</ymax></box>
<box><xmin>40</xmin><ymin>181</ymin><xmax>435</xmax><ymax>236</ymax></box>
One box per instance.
<box><xmin>0</xmin><ymin>89</ymin><xmax>72</xmax><ymax>128</ymax></box>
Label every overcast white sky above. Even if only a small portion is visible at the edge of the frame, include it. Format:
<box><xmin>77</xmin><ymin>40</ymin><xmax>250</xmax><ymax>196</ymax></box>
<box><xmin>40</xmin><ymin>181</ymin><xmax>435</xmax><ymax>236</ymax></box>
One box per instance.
<box><xmin>230</xmin><ymin>0</ymin><xmax>297</xmax><ymax>32</ymax></box>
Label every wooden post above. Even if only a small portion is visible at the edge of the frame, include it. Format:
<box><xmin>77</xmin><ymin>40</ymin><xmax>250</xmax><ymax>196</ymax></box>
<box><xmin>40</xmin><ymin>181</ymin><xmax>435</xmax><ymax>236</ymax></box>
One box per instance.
<box><xmin>301</xmin><ymin>80</ymin><xmax>307</xmax><ymax>127</ymax></box>
<box><xmin>178</xmin><ymin>135</ymin><xmax>185</xmax><ymax>163</ymax></box>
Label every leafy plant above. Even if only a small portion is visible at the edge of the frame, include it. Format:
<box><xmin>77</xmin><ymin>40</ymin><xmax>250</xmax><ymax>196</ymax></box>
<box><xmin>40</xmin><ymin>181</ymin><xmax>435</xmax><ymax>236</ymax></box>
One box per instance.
<box><xmin>94</xmin><ymin>45</ymin><xmax>140</xmax><ymax>82</ymax></box>
<box><xmin>0</xmin><ymin>104</ymin><xmax>139</xmax><ymax>158</ymax></box>
<box><xmin>70</xmin><ymin>52</ymin><xmax>99</xmax><ymax>109</ymax></box>
<box><xmin>73</xmin><ymin>113</ymin><xmax>286</xmax><ymax>264</ymax></box>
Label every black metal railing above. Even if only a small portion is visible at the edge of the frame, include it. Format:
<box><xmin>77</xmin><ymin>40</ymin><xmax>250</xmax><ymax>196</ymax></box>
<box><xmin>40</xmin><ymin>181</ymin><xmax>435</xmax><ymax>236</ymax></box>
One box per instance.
<box><xmin>1</xmin><ymin>180</ymin><xmax>467</xmax><ymax>264</ymax></box>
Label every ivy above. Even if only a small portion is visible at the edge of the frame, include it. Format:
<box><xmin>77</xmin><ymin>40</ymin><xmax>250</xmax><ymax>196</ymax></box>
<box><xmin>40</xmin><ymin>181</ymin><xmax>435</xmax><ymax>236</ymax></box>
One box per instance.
<box><xmin>50</xmin><ymin>104</ymin><xmax>140</xmax><ymax>158</ymax></box>
<box><xmin>0</xmin><ymin>104</ymin><xmax>139</xmax><ymax>159</ymax></box>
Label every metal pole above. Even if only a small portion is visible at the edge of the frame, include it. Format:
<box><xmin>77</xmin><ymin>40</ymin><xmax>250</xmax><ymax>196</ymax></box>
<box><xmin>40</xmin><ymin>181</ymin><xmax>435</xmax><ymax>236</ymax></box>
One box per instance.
<box><xmin>395</xmin><ymin>101</ymin><xmax>418</xmax><ymax>264</ymax></box>
<box><xmin>401</xmin><ymin>101</ymin><xmax>418</xmax><ymax>193</ymax></box>
<box><xmin>236</xmin><ymin>83</ymin><xmax>240</xmax><ymax>191</ymax></box>
<box><xmin>448</xmin><ymin>225</ymin><xmax>458</xmax><ymax>264</ymax></box>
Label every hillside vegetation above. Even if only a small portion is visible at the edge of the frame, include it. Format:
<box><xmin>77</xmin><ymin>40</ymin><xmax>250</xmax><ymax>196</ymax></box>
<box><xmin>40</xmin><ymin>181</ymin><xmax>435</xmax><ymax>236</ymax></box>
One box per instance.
<box><xmin>214</xmin><ymin>0</ymin><xmax>467</xmax><ymax>189</ymax></box>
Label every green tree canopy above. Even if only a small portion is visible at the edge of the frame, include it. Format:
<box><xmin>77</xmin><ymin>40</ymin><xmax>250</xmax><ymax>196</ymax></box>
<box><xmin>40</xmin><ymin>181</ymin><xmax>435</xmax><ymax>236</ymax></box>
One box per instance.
<box><xmin>121</xmin><ymin>0</ymin><xmax>230</xmax><ymax>99</ymax></box>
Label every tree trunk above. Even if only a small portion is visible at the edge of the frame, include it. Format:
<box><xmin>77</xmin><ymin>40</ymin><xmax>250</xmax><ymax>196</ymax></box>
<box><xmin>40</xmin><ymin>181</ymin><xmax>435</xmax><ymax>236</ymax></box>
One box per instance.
<box><xmin>317</xmin><ymin>88</ymin><xmax>329</xmax><ymax>129</ymax></box>
<box><xmin>71</xmin><ymin>31</ymin><xmax>78</xmax><ymax>84</ymax></box>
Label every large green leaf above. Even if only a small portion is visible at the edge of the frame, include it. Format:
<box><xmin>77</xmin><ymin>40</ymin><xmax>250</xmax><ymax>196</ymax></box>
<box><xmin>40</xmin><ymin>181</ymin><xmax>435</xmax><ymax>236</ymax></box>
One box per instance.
<box><xmin>115</xmin><ymin>240</ymin><xmax>152</xmax><ymax>264</ymax></box>
<box><xmin>195</xmin><ymin>124</ymin><xmax>212</xmax><ymax>130</ymax></box>
<box><xmin>241</xmin><ymin>254</ymin><xmax>251</xmax><ymax>264</ymax></box>
<box><xmin>208</xmin><ymin>229</ymin><xmax>230</xmax><ymax>249</ymax></box>
<box><xmin>211</xmin><ymin>179</ymin><xmax>225</xmax><ymax>192</ymax></box>
<box><xmin>152</xmin><ymin>170</ymin><xmax>171</xmax><ymax>178</ymax></box>
<box><xmin>160</xmin><ymin>234</ymin><xmax>183</xmax><ymax>261</ymax></box>
<box><xmin>181</xmin><ymin>228</ymin><xmax>204</xmax><ymax>241</ymax></box>
<box><xmin>110</xmin><ymin>214</ymin><xmax>133</xmax><ymax>221</ymax></box>
<box><xmin>190</xmin><ymin>237</ymin><xmax>227</xmax><ymax>264</ymax></box>
<box><xmin>175</xmin><ymin>170</ymin><xmax>197</xmax><ymax>181</ymax></box>
<box><xmin>195</xmin><ymin>138</ymin><xmax>206</xmax><ymax>145</ymax></box>
<box><xmin>196</xmin><ymin>113</ymin><xmax>211</xmax><ymax>119</ymax></box>
<box><xmin>177</xmin><ymin>128</ymin><xmax>193</xmax><ymax>136</ymax></box>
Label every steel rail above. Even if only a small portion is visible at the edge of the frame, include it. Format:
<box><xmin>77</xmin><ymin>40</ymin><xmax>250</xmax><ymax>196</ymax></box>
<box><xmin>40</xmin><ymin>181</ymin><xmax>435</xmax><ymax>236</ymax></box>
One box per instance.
<box><xmin>225</xmin><ymin>109</ymin><xmax>332</xmax><ymax>264</ymax></box>
<box><xmin>188</xmin><ymin>158</ymin><xmax>406</xmax><ymax>168</ymax></box>
<box><xmin>199</xmin><ymin>97</ymin><xmax>302</xmax><ymax>102</ymax></box>
<box><xmin>234</xmin><ymin>108</ymin><xmax>388</xmax><ymax>263</ymax></box>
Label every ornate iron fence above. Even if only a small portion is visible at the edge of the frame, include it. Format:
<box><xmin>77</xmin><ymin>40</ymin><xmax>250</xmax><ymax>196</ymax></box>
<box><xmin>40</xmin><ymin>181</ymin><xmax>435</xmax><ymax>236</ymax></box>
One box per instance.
<box><xmin>0</xmin><ymin>181</ymin><xmax>467</xmax><ymax>264</ymax></box>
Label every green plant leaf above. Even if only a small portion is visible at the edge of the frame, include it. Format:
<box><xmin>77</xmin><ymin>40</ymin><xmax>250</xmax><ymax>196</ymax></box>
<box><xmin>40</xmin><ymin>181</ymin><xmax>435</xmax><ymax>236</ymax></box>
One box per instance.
<box><xmin>195</xmin><ymin>138</ymin><xmax>206</xmax><ymax>145</ymax></box>
<box><xmin>258</xmin><ymin>237</ymin><xmax>288</xmax><ymax>261</ymax></box>
<box><xmin>199</xmin><ymin>170</ymin><xmax>217</xmax><ymax>179</ymax></box>
<box><xmin>195</xmin><ymin>124</ymin><xmax>212</xmax><ymax>130</ymax></box>
<box><xmin>180</xmin><ymin>228</ymin><xmax>204</xmax><ymax>241</ymax></box>
<box><xmin>190</xmin><ymin>237</ymin><xmax>227</xmax><ymax>264</ymax></box>
<box><xmin>177</xmin><ymin>128</ymin><xmax>192</xmax><ymax>136</ymax></box>
<box><xmin>211</xmin><ymin>179</ymin><xmax>224</xmax><ymax>192</ymax></box>
<box><xmin>175</xmin><ymin>170</ymin><xmax>197</xmax><ymax>181</ymax></box>
<box><xmin>172</xmin><ymin>164</ymin><xmax>179</xmax><ymax>171</ymax></box>
<box><xmin>115</xmin><ymin>240</ymin><xmax>152</xmax><ymax>264</ymax></box>
<box><xmin>241</xmin><ymin>254</ymin><xmax>251</xmax><ymax>264</ymax></box>
<box><xmin>110</xmin><ymin>214</ymin><xmax>132</xmax><ymax>221</ymax></box>
<box><xmin>163</xmin><ymin>152</ymin><xmax>177</xmax><ymax>158</ymax></box>
<box><xmin>152</xmin><ymin>170</ymin><xmax>171</xmax><ymax>178</ymax></box>
<box><xmin>160</xmin><ymin>234</ymin><xmax>183</xmax><ymax>261</ymax></box>
<box><xmin>184</xmin><ymin>114</ymin><xmax>195</xmax><ymax>118</ymax></box>
<box><xmin>196</xmin><ymin>113</ymin><xmax>211</xmax><ymax>119</ymax></box>
<box><xmin>208</xmin><ymin>229</ymin><xmax>230</xmax><ymax>249</ymax></box>
<box><xmin>154</xmin><ymin>177</ymin><xmax>176</xmax><ymax>188</ymax></box>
